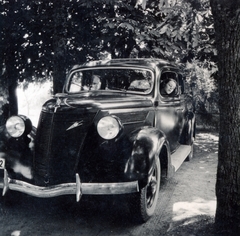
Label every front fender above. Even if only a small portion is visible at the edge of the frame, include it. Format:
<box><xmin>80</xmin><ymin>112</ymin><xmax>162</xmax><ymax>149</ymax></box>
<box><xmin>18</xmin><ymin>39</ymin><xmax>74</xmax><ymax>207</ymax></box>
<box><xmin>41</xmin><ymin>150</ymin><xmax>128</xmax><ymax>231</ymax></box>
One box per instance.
<box><xmin>0</xmin><ymin>126</ymin><xmax>36</xmax><ymax>180</ymax></box>
<box><xmin>124</xmin><ymin>126</ymin><xmax>166</xmax><ymax>186</ymax></box>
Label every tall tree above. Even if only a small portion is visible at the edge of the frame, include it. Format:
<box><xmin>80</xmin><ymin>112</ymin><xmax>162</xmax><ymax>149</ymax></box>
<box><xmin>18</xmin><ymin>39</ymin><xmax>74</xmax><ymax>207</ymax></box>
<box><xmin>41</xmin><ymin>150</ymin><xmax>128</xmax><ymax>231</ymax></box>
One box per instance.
<box><xmin>210</xmin><ymin>0</ymin><xmax>240</xmax><ymax>234</ymax></box>
<box><xmin>52</xmin><ymin>0</ymin><xmax>68</xmax><ymax>93</ymax></box>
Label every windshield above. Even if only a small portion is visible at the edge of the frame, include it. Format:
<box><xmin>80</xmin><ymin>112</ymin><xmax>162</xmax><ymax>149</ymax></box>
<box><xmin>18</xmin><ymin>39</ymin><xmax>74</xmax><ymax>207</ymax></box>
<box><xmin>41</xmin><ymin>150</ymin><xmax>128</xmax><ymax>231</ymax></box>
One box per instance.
<box><xmin>67</xmin><ymin>68</ymin><xmax>154</xmax><ymax>94</ymax></box>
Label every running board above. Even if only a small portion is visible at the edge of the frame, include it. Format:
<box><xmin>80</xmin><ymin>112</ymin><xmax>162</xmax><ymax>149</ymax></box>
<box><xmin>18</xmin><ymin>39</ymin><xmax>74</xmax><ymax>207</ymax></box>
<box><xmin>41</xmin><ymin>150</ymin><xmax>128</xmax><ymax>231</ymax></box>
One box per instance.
<box><xmin>171</xmin><ymin>145</ymin><xmax>192</xmax><ymax>172</ymax></box>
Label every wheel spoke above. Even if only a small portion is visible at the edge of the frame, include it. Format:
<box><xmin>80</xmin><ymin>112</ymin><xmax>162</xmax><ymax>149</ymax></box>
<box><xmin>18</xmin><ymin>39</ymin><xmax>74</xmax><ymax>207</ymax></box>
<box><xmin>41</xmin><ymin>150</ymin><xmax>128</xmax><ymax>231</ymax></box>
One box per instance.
<box><xmin>146</xmin><ymin>171</ymin><xmax>158</xmax><ymax>207</ymax></box>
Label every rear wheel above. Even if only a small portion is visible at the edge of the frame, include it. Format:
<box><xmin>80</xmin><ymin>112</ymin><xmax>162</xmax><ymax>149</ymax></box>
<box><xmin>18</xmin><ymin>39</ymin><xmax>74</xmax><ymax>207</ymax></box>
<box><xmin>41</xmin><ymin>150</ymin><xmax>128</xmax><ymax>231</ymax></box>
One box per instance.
<box><xmin>129</xmin><ymin>157</ymin><xmax>161</xmax><ymax>223</ymax></box>
<box><xmin>185</xmin><ymin>119</ymin><xmax>195</xmax><ymax>162</ymax></box>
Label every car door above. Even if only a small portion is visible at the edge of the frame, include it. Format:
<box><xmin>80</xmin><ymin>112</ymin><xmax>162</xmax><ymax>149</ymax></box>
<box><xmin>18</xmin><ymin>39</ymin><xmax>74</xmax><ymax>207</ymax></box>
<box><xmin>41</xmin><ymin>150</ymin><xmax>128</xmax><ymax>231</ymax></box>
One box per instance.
<box><xmin>155</xmin><ymin>71</ymin><xmax>186</xmax><ymax>152</ymax></box>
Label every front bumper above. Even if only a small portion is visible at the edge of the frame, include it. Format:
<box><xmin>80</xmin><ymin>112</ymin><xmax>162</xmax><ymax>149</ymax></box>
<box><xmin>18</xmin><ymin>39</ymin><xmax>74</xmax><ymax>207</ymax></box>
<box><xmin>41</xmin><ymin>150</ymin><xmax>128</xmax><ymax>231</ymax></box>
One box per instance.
<box><xmin>0</xmin><ymin>169</ymin><xmax>139</xmax><ymax>201</ymax></box>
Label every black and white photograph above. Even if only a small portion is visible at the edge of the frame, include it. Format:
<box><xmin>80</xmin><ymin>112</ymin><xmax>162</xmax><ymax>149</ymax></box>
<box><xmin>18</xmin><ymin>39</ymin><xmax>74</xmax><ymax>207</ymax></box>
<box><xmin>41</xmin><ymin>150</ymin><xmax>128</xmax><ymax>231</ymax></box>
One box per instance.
<box><xmin>0</xmin><ymin>0</ymin><xmax>239</xmax><ymax>235</ymax></box>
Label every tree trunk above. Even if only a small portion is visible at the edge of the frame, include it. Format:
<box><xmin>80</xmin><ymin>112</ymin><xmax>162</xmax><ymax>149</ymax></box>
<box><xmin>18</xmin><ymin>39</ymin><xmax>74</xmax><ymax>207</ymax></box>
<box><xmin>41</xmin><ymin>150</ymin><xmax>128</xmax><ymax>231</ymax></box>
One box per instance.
<box><xmin>210</xmin><ymin>0</ymin><xmax>240</xmax><ymax>234</ymax></box>
<box><xmin>3</xmin><ymin>1</ymin><xmax>19</xmax><ymax>116</ymax></box>
<box><xmin>52</xmin><ymin>0</ymin><xmax>68</xmax><ymax>94</ymax></box>
<box><xmin>5</xmin><ymin>48</ymin><xmax>19</xmax><ymax>116</ymax></box>
<box><xmin>4</xmin><ymin>43</ymin><xmax>19</xmax><ymax>116</ymax></box>
<box><xmin>0</xmin><ymin>75</ymin><xmax>10</xmax><ymax>125</ymax></box>
<box><xmin>8</xmin><ymin>81</ymin><xmax>18</xmax><ymax>116</ymax></box>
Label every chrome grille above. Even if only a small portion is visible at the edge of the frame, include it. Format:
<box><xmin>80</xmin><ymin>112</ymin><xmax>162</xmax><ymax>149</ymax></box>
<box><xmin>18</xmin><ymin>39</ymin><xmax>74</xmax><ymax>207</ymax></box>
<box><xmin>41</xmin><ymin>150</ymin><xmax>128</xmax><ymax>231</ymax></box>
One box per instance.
<box><xmin>34</xmin><ymin>111</ymin><xmax>95</xmax><ymax>186</ymax></box>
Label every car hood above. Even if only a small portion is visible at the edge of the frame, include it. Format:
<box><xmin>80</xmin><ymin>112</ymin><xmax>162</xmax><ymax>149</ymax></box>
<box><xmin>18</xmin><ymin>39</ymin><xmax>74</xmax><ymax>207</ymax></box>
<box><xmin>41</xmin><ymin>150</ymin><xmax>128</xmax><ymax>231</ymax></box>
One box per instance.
<box><xmin>43</xmin><ymin>92</ymin><xmax>153</xmax><ymax>112</ymax></box>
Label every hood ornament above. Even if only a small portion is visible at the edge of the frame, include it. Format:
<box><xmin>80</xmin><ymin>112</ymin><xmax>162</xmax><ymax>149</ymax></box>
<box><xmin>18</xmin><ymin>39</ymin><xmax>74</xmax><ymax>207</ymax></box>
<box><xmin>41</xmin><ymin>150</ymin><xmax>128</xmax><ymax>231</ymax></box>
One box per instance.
<box><xmin>54</xmin><ymin>97</ymin><xmax>62</xmax><ymax>113</ymax></box>
<box><xmin>66</xmin><ymin>120</ymin><xmax>83</xmax><ymax>131</ymax></box>
<box><xmin>54</xmin><ymin>95</ymin><xmax>75</xmax><ymax>112</ymax></box>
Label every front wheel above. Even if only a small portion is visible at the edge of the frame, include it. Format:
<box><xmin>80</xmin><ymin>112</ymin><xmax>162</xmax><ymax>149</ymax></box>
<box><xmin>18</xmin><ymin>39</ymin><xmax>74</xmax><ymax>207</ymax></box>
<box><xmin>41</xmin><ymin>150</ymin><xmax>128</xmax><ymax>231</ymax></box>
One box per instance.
<box><xmin>128</xmin><ymin>157</ymin><xmax>161</xmax><ymax>223</ymax></box>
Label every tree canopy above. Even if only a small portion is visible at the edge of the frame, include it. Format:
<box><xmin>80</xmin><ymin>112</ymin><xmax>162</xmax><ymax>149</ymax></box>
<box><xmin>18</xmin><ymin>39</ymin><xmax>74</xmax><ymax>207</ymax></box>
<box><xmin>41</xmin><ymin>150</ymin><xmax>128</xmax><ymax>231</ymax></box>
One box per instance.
<box><xmin>0</xmin><ymin>0</ymin><xmax>217</xmax><ymax>120</ymax></box>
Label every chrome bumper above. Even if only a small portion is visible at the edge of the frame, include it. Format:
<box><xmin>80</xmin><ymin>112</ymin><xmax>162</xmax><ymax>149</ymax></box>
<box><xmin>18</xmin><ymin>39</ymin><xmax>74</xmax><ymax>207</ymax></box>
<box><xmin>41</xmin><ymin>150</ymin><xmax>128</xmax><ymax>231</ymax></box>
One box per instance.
<box><xmin>0</xmin><ymin>169</ymin><xmax>139</xmax><ymax>201</ymax></box>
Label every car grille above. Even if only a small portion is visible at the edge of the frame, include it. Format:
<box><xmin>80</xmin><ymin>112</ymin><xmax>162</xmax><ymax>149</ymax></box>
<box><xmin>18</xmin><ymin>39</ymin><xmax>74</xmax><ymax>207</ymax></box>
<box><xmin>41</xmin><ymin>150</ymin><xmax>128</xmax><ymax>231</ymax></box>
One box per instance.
<box><xmin>33</xmin><ymin>111</ymin><xmax>96</xmax><ymax>186</ymax></box>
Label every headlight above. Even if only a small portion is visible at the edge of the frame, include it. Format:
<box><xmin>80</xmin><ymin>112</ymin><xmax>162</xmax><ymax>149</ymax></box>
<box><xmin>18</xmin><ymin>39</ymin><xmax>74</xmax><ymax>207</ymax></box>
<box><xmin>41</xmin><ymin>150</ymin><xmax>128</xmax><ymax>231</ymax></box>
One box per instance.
<box><xmin>6</xmin><ymin>115</ymin><xmax>32</xmax><ymax>138</ymax></box>
<box><xmin>97</xmin><ymin>116</ymin><xmax>121</xmax><ymax>140</ymax></box>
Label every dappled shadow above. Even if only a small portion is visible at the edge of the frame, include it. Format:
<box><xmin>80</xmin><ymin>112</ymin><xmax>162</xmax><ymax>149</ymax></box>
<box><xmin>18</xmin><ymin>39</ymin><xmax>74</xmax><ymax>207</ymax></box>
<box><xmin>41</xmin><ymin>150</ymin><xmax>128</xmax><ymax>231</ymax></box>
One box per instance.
<box><xmin>195</xmin><ymin>131</ymin><xmax>219</xmax><ymax>153</ymax></box>
<box><xmin>0</xmin><ymin>192</ymin><xmax>137</xmax><ymax>235</ymax></box>
<box><xmin>166</xmin><ymin>215</ymin><xmax>216</xmax><ymax>236</ymax></box>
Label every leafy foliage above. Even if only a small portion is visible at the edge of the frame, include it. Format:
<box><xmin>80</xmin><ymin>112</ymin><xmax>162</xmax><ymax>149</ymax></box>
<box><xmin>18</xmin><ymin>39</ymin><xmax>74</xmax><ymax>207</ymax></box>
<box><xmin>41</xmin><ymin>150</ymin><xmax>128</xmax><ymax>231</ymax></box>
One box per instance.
<box><xmin>0</xmin><ymin>0</ymin><xmax>218</xmax><ymax>118</ymax></box>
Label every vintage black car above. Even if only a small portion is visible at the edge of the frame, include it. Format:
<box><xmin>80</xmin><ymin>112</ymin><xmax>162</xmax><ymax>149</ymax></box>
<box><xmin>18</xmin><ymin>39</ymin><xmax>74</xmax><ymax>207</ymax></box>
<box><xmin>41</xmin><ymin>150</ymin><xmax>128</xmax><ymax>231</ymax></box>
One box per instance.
<box><xmin>0</xmin><ymin>58</ymin><xmax>195</xmax><ymax>222</ymax></box>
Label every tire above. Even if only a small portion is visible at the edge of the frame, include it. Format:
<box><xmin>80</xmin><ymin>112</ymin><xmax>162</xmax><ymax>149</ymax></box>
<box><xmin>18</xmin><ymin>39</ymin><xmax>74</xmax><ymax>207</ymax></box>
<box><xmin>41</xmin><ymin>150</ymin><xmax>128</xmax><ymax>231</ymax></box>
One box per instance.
<box><xmin>128</xmin><ymin>157</ymin><xmax>161</xmax><ymax>223</ymax></box>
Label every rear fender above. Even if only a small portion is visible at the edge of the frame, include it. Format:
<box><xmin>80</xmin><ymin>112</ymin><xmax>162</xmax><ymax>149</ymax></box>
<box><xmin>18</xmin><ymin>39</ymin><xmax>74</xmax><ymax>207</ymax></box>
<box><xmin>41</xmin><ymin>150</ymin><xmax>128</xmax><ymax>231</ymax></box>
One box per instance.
<box><xmin>180</xmin><ymin>112</ymin><xmax>196</xmax><ymax>145</ymax></box>
<box><xmin>124</xmin><ymin>126</ymin><xmax>166</xmax><ymax>187</ymax></box>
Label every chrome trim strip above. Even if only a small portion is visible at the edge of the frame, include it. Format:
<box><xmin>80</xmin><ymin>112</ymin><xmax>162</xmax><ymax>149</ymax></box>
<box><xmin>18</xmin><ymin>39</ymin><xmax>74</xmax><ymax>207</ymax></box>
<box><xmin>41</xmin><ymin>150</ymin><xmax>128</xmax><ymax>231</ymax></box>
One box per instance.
<box><xmin>0</xmin><ymin>169</ymin><xmax>139</xmax><ymax>200</ymax></box>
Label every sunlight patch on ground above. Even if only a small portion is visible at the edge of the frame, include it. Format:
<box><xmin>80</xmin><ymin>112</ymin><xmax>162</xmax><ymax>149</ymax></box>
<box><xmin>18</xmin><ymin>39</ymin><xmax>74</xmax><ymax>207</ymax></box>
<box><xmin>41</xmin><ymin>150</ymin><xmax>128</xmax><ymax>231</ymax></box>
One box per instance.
<box><xmin>172</xmin><ymin>197</ymin><xmax>216</xmax><ymax>222</ymax></box>
<box><xmin>194</xmin><ymin>132</ymin><xmax>219</xmax><ymax>153</ymax></box>
<box><xmin>196</xmin><ymin>132</ymin><xmax>219</xmax><ymax>142</ymax></box>
<box><xmin>11</xmin><ymin>231</ymin><xmax>21</xmax><ymax>236</ymax></box>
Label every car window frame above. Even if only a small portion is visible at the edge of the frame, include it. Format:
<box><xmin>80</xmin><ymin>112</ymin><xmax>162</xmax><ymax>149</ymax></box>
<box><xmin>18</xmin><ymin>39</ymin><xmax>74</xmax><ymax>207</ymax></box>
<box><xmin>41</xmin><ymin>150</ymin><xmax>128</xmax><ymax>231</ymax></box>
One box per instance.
<box><xmin>65</xmin><ymin>67</ymin><xmax>155</xmax><ymax>95</ymax></box>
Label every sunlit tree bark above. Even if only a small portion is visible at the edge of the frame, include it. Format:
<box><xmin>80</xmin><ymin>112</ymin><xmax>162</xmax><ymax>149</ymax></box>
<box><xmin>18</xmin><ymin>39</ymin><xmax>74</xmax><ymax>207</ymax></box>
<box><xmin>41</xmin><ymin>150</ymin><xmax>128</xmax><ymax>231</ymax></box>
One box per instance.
<box><xmin>210</xmin><ymin>0</ymin><xmax>240</xmax><ymax>234</ymax></box>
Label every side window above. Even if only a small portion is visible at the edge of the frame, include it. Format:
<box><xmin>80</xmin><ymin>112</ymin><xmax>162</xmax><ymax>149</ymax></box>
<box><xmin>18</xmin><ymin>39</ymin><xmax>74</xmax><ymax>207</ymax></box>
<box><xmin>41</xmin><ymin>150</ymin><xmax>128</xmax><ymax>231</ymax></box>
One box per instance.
<box><xmin>160</xmin><ymin>72</ymin><xmax>179</xmax><ymax>98</ymax></box>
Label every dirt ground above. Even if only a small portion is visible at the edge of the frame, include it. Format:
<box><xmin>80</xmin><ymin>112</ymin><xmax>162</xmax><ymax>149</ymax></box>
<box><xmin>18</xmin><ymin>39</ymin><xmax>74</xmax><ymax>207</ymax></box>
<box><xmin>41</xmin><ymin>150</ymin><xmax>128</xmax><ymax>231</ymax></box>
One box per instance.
<box><xmin>0</xmin><ymin>130</ymin><xmax>219</xmax><ymax>236</ymax></box>
<box><xmin>162</xmin><ymin>130</ymin><xmax>218</xmax><ymax>236</ymax></box>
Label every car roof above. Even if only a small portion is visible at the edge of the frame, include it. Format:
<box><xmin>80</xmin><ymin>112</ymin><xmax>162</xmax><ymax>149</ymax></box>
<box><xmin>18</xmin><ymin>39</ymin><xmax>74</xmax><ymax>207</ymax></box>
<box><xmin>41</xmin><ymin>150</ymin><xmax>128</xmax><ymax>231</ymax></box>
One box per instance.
<box><xmin>70</xmin><ymin>58</ymin><xmax>179</xmax><ymax>72</ymax></box>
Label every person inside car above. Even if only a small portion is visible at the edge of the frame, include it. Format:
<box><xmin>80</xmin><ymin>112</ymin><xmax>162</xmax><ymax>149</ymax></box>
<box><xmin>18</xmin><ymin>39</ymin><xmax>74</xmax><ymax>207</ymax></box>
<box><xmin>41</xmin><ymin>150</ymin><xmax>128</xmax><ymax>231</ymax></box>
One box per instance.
<box><xmin>160</xmin><ymin>78</ymin><xmax>177</xmax><ymax>96</ymax></box>
<box><xmin>128</xmin><ymin>79</ymin><xmax>151</xmax><ymax>91</ymax></box>
<box><xmin>128</xmin><ymin>73</ymin><xmax>151</xmax><ymax>92</ymax></box>
<box><xmin>90</xmin><ymin>75</ymin><xmax>102</xmax><ymax>90</ymax></box>
<box><xmin>70</xmin><ymin>72</ymin><xmax>83</xmax><ymax>92</ymax></box>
